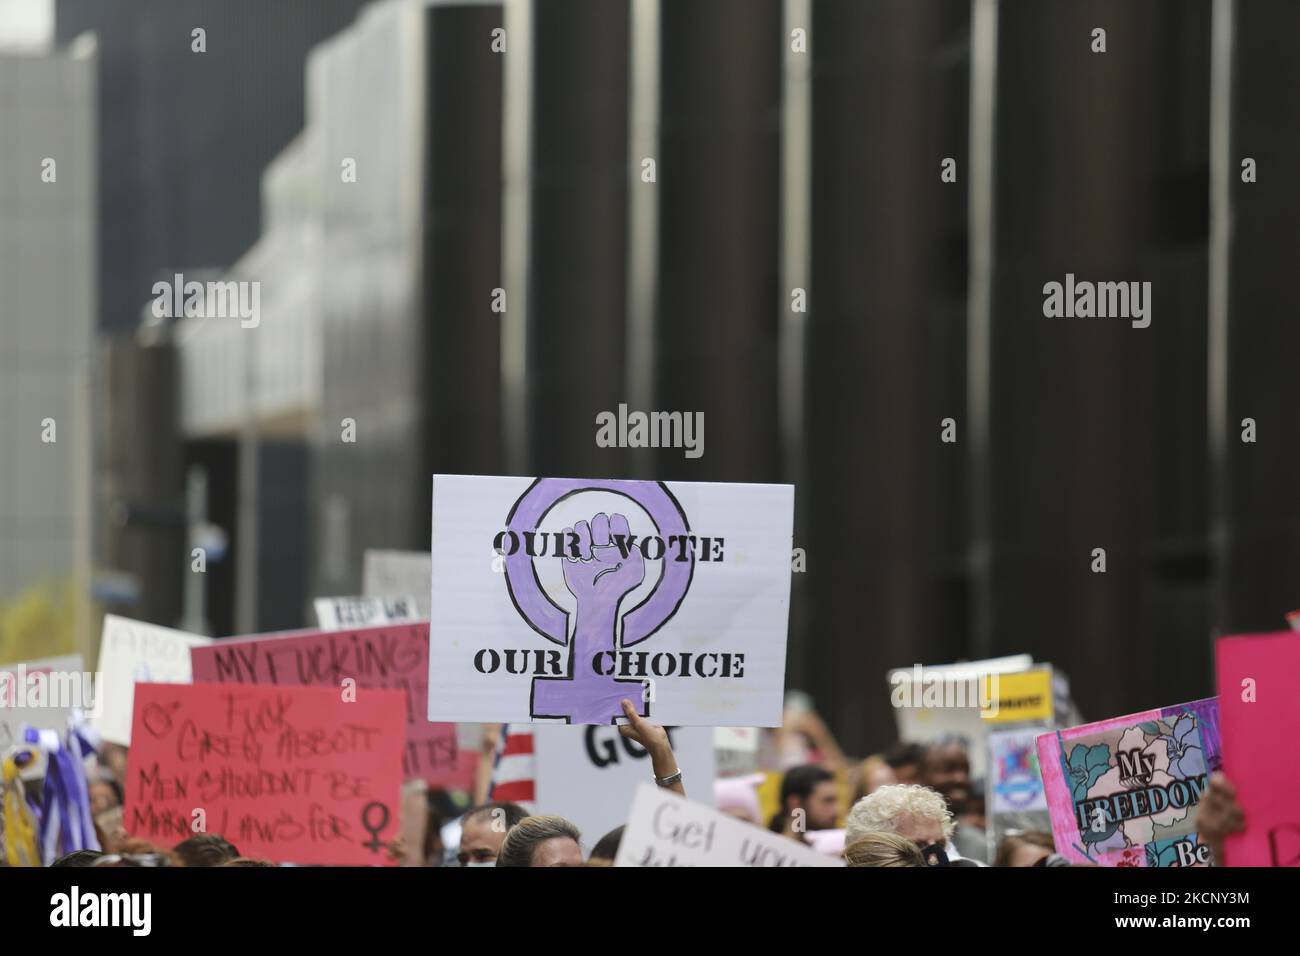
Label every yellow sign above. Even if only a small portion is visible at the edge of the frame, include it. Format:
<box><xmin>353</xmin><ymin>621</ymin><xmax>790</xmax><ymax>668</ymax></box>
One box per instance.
<box><xmin>982</xmin><ymin>669</ymin><xmax>1054</xmax><ymax>723</ymax></box>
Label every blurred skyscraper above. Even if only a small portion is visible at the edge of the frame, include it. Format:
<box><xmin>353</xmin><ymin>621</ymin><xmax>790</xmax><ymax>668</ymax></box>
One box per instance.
<box><xmin>0</xmin><ymin>30</ymin><xmax>96</xmax><ymax>658</ymax></box>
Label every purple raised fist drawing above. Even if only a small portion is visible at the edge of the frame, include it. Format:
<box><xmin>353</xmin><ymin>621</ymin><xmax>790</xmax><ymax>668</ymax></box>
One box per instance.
<box><xmin>561</xmin><ymin>512</ymin><xmax>645</xmax><ymax>608</ymax></box>
<box><xmin>533</xmin><ymin>511</ymin><xmax>648</xmax><ymax>723</ymax></box>
<box><xmin>503</xmin><ymin>478</ymin><xmax>695</xmax><ymax>724</ymax></box>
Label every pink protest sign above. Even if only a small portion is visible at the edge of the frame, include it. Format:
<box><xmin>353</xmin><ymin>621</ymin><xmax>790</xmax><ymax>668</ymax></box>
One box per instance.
<box><xmin>191</xmin><ymin>622</ymin><xmax>475</xmax><ymax>790</ymax></box>
<box><xmin>1216</xmin><ymin>631</ymin><xmax>1300</xmax><ymax>866</ymax></box>
<box><xmin>125</xmin><ymin>682</ymin><xmax>405</xmax><ymax>866</ymax></box>
<box><xmin>1036</xmin><ymin>698</ymin><xmax>1220</xmax><ymax>866</ymax></box>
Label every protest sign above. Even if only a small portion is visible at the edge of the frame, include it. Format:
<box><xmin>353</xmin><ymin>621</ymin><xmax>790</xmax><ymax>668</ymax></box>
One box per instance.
<box><xmin>314</xmin><ymin>595</ymin><xmax>420</xmax><ymax>631</ymax></box>
<box><xmin>614</xmin><ymin>783</ymin><xmax>843</xmax><ymax>867</ymax></box>
<box><xmin>533</xmin><ymin>724</ymin><xmax>715</xmax><ymax>844</ymax></box>
<box><xmin>1216</xmin><ymin>631</ymin><xmax>1300</xmax><ymax>866</ymax></box>
<box><xmin>364</xmin><ymin>550</ymin><xmax>432</xmax><ymax>618</ymax></box>
<box><xmin>713</xmin><ymin>726</ymin><xmax>760</xmax><ymax>777</ymax></box>
<box><xmin>1036</xmin><ymin>697</ymin><xmax>1220</xmax><ymax>866</ymax></box>
<box><xmin>123</xmin><ymin>682</ymin><xmax>405</xmax><ymax>865</ymax></box>
<box><xmin>986</xmin><ymin>726</ymin><xmax>1050</xmax><ymax>856</ymax></box>
<box><xmin>0</xmin><ymin>654</ymin><xmax>85</xmax><ymax>751</ymax></box>
<box><xmin>888</xmin><ymin>655</ymin><xmax>1040</xmax><ymax>777</ymax></box>
<box><xmin>93</xmin><ymin>616</ymin><xmax>212</xmax><ymax>746</ymax></box>
<box><xmin>428</xmin><ymin>475</ymin><xmax>795</xmax><ymax>726</ymax></box>
<box><xmin>191</xmin><ymin>622</ymin><xmax>473</xmax><ymax>790</ymax></box>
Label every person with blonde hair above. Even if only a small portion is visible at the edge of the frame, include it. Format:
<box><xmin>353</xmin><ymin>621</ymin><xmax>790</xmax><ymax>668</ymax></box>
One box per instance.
<box><xmin>845</xmin><ymin>783</ymin><xmax>982</xmax><ymax>865</ymax></box>
<box><xmin>495</xmin><ymin>815</ymin><xmax>584</xmax><ymax>868</ymax></box>
<box><xmin>842</xmin><ymin>831</ymin><xmax>927</xmax><ymax>867</ymax></box>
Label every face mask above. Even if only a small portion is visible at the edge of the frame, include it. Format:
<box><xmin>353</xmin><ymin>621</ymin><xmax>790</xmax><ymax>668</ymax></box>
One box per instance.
<box><xmin>919</xmin><ymin>843</ymin><xmax>950</xmax><ymax>867</ymax></box>
<box><xmin>463</xmin><ymin>860</ymin><xmax>496</xmax><ymax>868</ymax></box>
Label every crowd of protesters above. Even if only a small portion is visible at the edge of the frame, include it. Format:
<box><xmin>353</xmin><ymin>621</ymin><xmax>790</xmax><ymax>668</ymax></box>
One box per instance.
<box><xmin>2</xmin><ymin>690</ymin><xmax>1248</xmax><ymax>869</ymax></box>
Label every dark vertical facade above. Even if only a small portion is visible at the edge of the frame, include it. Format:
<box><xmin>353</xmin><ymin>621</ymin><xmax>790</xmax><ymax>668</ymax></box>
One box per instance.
<box><xmin>801</xmin><ymin>0</ymin><xmax>971</xmax><ymax>754</ymax></box>
<box><xmin>650</xmin><ymin>0</ymin><xmax>784</xmax><ymax>484</ymax></box>
<box><xmin>182</xmin><ymin>439</ymin><xmax>238</xmax><ymax>637</ymax></box>
<box><xmin>982</xmin><ymin>1</ymin><xmax>1212</xmax><ymax>719</ymax></box>
<box><xmin>256</xmin><ymin>442</ymin><xmax>310</xmax><ymax>630</ymax></box>
<box><xmin>95</xmin><ymin>340</ymin><xmax>184</xmax><ymax>627</ymax></box>
<box><xmin>1216</xmin><ymin>0</ymin><xmax>1300</xmax><ymax>633</ymax></box>
<box><xmin>420</xmin><ymin>3</ymin><xmax>508</xmax><ymax>498</ymax></box>
<box><xmin>524</xmin><ymin>0</ymin><xmax>631</xmax><ymax>477</ymax></box>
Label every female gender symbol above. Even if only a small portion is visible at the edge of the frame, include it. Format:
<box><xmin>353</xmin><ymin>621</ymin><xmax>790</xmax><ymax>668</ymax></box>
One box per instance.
<box><xmin>360</xmin><ymin>801</ymin><xmax>391</xmax><ymax>853</ymax></box>
<box><xmin>502</xmin><ymin>478</ymin><xmax>695</xmax><ymax>724</ymax></box>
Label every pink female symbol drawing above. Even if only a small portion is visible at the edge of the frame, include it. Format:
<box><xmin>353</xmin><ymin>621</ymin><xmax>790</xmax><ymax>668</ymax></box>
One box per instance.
<box><xmin>502</xmin><ymin>478</ymin><xmax>695</xmax><ymax>724</ymax></box>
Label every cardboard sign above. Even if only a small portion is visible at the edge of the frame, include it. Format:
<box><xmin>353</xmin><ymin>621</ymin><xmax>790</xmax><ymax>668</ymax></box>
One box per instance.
<box><xmin>314</xmin><ymin>595</ymin><xmax>420</xmax><ymax>631</ymax></box>
<box><xmin>428</xmin><ymin>475</ymin><xmax>795</xmax><ymax>726</ymax></box>
<box><xmin>1036</xmin><ymin>698</ymin><xmax>1220</xmax><ymax>867</ymax></box>
<box><xmin>614</xmin><ymin>783</ymin><xmax>842</xmax><ymax>867</ymax></box>
<box><xmin>1216</xmin><ymin>631</ymin><xmax>1300</xmax><ymax>866</ymax></box>
<box><xmin>0</xmin><ymin>654</ymin><xmax>84</xmax><ymax>750</ymax></box>
<box><xmin>94</xmin><ymin>616</ymin><xmax>212</xmax><ymax>746</ymax></box>
<box><xmin>123</xmin><ymin>682</ymin><xmax>405</xmax><ymax>865</ymax></box>
<box><xmin>190</xmin><ymin>622</ymin><xmax>473</xmax><ymax>790</ymax></box>
<box><xmin>364</xmin><ymin>550</ymin><xmax>432</xmax><ymax>618</ymax></box>
<box><xmin>533</xmin><ymin>724</ymin><xmax>715</xmax><ymax>845</ymax></box>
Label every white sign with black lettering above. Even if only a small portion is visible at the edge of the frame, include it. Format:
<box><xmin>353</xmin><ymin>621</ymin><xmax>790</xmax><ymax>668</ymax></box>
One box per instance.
<box><xmin>533</xmin><ymin>724</ymin><xmax>714</xmax><ymax>846</ymax></box>
<box><xmin>313</xmin><ymin>595</ymin><xmax>421</xmax><ymax>631</ymax></box>
<box><xmin>93</xmin><ymin>615</ymin><xmax>212</xmax><ymax>745</ymax></box>
<box><xmin>429</xmin><ymin>475</ymin><xmax>795</xmax><ymax>726</ymax></box>
<box><xmin>614</xmin><ymin>783</ymin><xmax>843</xmax><ymax>867</ymax></box>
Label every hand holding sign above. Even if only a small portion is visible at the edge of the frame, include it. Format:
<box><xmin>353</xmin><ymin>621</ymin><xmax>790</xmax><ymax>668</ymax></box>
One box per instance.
<box><xmin>1195</xmin><ymin>772</ymin><xmax>1245</xmax><ymax>864</ymax></box>
<box><xmin>617</xmin><ymin>698</ymin><xmax>684</xmax><ymax>796</ymax></box>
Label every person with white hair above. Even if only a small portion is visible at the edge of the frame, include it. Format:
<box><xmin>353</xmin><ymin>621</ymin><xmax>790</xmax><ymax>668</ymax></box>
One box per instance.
<box><xmin>844</xmin><ymin>783</ymin><xmax>985</xmax><ymax>866</ymax></box>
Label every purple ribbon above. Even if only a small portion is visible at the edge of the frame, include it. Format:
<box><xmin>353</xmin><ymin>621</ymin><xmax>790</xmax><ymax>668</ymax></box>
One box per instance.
<box><xmin>22</xmin><ymin>723</ymin><xmax>101</xmax><ymax>863</ymax></box>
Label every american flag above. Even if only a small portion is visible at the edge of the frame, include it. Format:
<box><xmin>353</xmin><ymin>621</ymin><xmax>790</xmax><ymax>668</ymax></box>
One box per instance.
<box><xmin>487</xmin><ymin>724</ymin><xmax>536</xmax><ymax>811</ymax></box>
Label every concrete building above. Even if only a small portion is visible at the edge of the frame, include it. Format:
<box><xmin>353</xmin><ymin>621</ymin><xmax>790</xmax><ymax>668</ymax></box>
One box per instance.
<box><xmin>174</xmin><ymin>0</ymin><xmax>504</xmax><ymax>633</ymax></box>
<box><xmin>0</xmin><ymin>31</ymin><xmax>97</xmax><ymax>657</ymax></box>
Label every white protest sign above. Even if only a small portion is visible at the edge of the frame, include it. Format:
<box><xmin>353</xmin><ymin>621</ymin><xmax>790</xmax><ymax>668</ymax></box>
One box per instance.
<box><xmin>364</xmin><ymin>550</ymin><xmax>432</xmax><ymax>617</ymax></box>
<box><xmin>93</xmin><ymin>615</ymin><xmax>212</xmax><ymax>745</ymax></box>
<box><xmin>713</xmin><ymin>726</ymin><xmax>760</xmax><ymax>777</ymax></box>
<box><xmin>313</xmin><ymin>594</ymin><xmax>421</xmax><ymax>630</ymax></box>
<box><xmin>533</xmin><ymin>724</ymin><xmax>715</xmax><ymax>845</ymax></box>
<box><xmin>0</xmin><ymin>654</ymin><xmax>85</xmax><ymax>751</ymax></box>
<box><xmin>888</xmin><ymin>654</ymin><xmax>1035</xmax><ymax>778</ymax></box>
<box><xmin>428</xmin><ymin>475</ymin><xmax>795</xmax><ymax>726</ymax></box>
<box><xmin>614</xmin><ymin>783</ymin><xmax>843</xmax><ymax>867</ymax></box>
